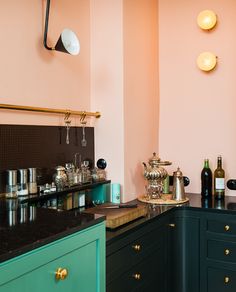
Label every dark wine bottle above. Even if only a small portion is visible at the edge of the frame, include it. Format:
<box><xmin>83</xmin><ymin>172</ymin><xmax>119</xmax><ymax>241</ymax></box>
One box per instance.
<box><xmin>214</xmin><ymin>156</ymin><xmax>225</xmax><ymax>200</ymax></box>
<box><xmin>201</xmin><ymin>159</ymin><xmax>212</xmax><ymax>198</ymax></box>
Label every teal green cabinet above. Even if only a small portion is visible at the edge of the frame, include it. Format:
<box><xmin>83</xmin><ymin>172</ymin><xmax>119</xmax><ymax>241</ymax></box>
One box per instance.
<box><xmin>0</xmin><ymin>222</ymin><xmax>105</xmax><ymax>292</ymax></box>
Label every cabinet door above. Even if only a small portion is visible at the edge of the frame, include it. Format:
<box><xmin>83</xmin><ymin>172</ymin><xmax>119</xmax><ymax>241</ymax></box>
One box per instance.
<box><xmin>0</xmin><ymin>241</ymin><xmax>97</xmax><ymax>292</ymax></box>
<box><xmin>208</xmin><ymin>267</ymin><xmax>236</xmax><ymax>292</ymax></box>
<box><xmin>107</xmin><ymin>246</ymin><xmax>166</xmax><ymax>292</ymax></box>
<box><xmin>0</xmin><ymin>222</ymin><xmax>105</xmax><ymax>292</ymax></box>
<box><xmin>167</xmin><ymin>215</ymin><xmax>200</xmax><ymax>292</ymax></box>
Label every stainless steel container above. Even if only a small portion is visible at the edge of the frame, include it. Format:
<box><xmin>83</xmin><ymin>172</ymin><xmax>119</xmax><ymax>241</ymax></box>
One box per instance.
<box><xmin>172</xmin><ymin>167</ymin><xmax>186</xmax><ymax>201</ymax></box>
<box><xmin>17</xmin><ymin>169</ymin><xmax>29</xmax><ymax>196</ymax></box>
<box><xmin>28</xmin><ymin>168</ymin><xmax>37</xmax><ymax>194</ymax></box>
<box><xmin>6</xmin><ymin>169</ymin><xmax>17</xmax><ymax>197</ymax></box>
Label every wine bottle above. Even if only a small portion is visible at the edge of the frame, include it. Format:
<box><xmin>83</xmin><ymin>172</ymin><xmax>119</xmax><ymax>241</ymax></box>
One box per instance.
<box><xmin>201</xmin><ymin>159</ymin><xmax>212</xmax><ymax>198</ymax></box>
<box><xmin>214</xmin><ymin>156</ymin><xmax>225</xmax><ymax>200</ymax></box>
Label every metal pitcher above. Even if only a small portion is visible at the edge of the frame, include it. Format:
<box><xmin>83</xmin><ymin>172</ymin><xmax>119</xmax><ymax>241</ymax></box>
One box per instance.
<box><xmin>172</xmin><ymin>167</ymin><xmax>186</xmax><ymax>201</ymax></box>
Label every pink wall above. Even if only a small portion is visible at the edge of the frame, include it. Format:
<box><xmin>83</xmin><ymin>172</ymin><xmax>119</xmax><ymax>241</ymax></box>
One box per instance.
<box><xmin>123</xmin><ymin>0</ymin><xmax>159</xmax><ymax>199</ymax></box>
<box><xmin>90</xmin><ymin>0</ymin><xmax>125</xmax><ymax>196</ymax></box>
<box><xmin>0</xmin><ymin>0</ymin><xmax>90</xmax><ymax>126</ymax></box>
<box><xmin>158</xmin><ymin>0</ymin><xmax>236</xmax><ymax>195</ymax></box>
<box><xmin>91</xmin><ymin>0</ymin><xmax>159</xmax><ymax>201</ymax></box>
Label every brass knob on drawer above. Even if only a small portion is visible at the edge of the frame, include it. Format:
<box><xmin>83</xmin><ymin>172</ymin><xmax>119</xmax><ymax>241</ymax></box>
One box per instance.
<box><xmin>225</xmin><ymin>225</ymin><xmax>230</xmax><ymax>231</ymax></box>
<box><xmin>55</xmin><ymin>268</ymin><xmax>68</xmax><ymax>280</ymax></box>
<box><xmin>225</xmin><ymin>249</ymin><xmax>230</xmax><ymax>256</ymax></box>
<box><xmin>132</xmin><ymin>244</ymin><xmax>141</xmax><ymax>252</ymax></box>
<box><xmin>169</xmin><ymin>223</ymin><xmax>176</xmax><ymax>228</ymax></box>
<box><xmin>132</xmin><ymin>273</ymin><xmax>141</xmax><ymax>280</ymax></box>
<box><xmin>224</xmin><ymin>276</ymin><xmax>230</xmax><ymax>284</ymax></box>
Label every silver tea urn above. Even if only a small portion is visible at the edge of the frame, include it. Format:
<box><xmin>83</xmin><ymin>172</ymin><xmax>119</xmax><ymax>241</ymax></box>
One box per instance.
<box><xmin>143</xmin><ymin>152</ymin><xmax>171</xmax><ymax>199</ymax></box>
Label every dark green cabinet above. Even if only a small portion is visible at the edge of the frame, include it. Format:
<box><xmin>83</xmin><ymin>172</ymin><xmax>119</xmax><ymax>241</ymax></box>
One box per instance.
<box><xmin>200</xmin><ymin>212</ymin><xmax>236</xmax><ymax>292</ymax></box>
<box><xmin>167</xmin><ymin>210</ymin><xmax>200</xmax><ymax>292</ymax></box>
<box><xmin>106</xmin><ymin>204</ymin><xmax>236</xmax><ymax>292</ymax></box>
<box><xmin>106</xmin><ymin>214</ymin><xmax>168</xmax><ymax>292</ymax></box>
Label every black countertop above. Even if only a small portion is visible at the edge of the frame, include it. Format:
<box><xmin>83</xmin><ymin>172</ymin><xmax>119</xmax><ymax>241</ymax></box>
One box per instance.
<box><xmin>1</xmin><ymin>192</ymin><xmax>236</xmax><ymax>264</ymax></box>
<box><xmin>0</xmin><ymin>198</ymin><xmax>105</xmax><ymax>264</ymax></box>
<box><xmin>106</xmin><ymin>193</ymin><xmax>236</xmax><ymax>243</ymax></box>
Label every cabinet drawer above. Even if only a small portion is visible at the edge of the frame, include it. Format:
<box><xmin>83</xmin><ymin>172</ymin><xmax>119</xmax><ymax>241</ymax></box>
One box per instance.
<box><xmin>208</xmin><ymin>267</ymin><xmax>236</xmax><ymax>292</ymax></box>
<box><xmin>0</xmin><ymin>241</ymin><xmax>97</xmax><ymax>292</ymax></box>
<box><xmin>107</xmin><ymin>246</ymin><xmax>165</xmax><ymax>292</ymax></box>
<box><xmin>207</xmin><ymin>219</ymin><xmax>236</xmax><ymax>236</ymax></box>
<box><xmin>207</xmin><ymin>240</ymin><xmax>236</xmax><ymax>263</ymax></box>
<box><xmin>106</xmin><ymin>227</ymin><xmax>164</xmax><ymax>283</ymax></box>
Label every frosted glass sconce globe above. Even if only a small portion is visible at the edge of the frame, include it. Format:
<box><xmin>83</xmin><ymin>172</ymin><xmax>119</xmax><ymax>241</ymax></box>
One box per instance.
<box><xmin>197</xmin><ymin>10</ymin><xmax>217</xmax><ymax>30</ymax></box>
<box><xmin>197</xmin><ymin>52</ymin><xmax>217</xmax><ymax>72</ymax></box>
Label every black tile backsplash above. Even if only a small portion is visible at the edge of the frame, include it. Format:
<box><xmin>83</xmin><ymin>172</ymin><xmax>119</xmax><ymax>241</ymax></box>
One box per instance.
<box><xmin>0</xmin><ymin>125</ymin><xmax>94</xmax><ymax>192</ymax></box>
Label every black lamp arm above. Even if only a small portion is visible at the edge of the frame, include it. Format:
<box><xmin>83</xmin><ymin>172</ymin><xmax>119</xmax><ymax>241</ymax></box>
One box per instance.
<box><xmin>43</xmin><ymin>0</ymin><xmax>54</xmax><ymax>50</ymax></box>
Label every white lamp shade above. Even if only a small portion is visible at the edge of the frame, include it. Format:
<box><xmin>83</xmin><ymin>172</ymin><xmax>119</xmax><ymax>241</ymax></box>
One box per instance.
<box><xmin>55</xmin><ymin>29</ymin><xmax>80</xmax><ymax>55</ymax></box>
<box><xmin>197</xmin><ymin>52</ymin><xmax>217</xmax><ymax>72</ymax></box>
<box><xmin>197</xmin><ymin>10</ymin><xmax>217</xmax><ymax>30</ymax></box>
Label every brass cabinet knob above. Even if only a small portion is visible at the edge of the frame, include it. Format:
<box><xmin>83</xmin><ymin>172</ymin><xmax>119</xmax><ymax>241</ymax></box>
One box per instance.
<box><xmin>225</xmin><ymin>225</ymin><xmax>230</xmax><ymax>231</ymax></box>
<box><xmin>224</xmin><ymin>276</ymin><xmax>230</xmax><ymax>284</ymax></box>
<box><xmin>225</xmin><ymin>249</ymin><xmax>230</xmax><ymax>256</ymax></box>
<box><xmin>169</xmin><ymin>223</ymin><xmax>176</xmax><ymax>228</ymax></box>
<box><xmin>132</xmin><ymin>273</ymin><xmax>141</xmax><ymax>280</ymax></box>
<box><xmin>55</xmin><ymin>268</ymin><xmax>68</xmax><ymax>280</ymax></box>
<box><xmin>132</xmin><ymin>244</ymin><xmax>141</xmax><ymax>252</ymax></box>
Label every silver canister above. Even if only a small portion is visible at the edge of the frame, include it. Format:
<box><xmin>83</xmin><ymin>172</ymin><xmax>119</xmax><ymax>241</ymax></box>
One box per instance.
<box><xmin>6</xmin><ymin>170</ymin><xmax>17</xmax><ymax>197</ymax></box>
<box><xmin>172</xmin><ymin>167</ymin><xmax>186</xmax><ymax>201</ymax></box>
<box><xmin>17</xmin><ymin>169</ymin><xmax>29</xmax><ymax>196</ymax></box>
<box><xmin>28</xmin><ymin>168</ymin><xmax>37</xmax><ymax>194</ymax></box>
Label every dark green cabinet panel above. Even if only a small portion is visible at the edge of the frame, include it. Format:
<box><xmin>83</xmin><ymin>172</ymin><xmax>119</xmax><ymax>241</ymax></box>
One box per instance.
<box><xmin>207</xmin><ymin>239</ymin><xmax>236</xmax><ymax>263</ymax></box>
<box><xmin>207</xmin><ymin>219</ymin><xmax>236</xmax><ymax>235</ymax></box>
<box><xmin>208</xmin><ymin>267</ymin><xmax>236</xmax><ymax>292</ymax></box>
<box><xmin>167</xmin><ymin>215</ymin><xmax>200</xmax><ymax>292</ymax></box>
<box><xmin>200</xmin><ymin>212</ymin><xmax>236</xmax><ymax>292</ymax></box>
<box><xmin>107</xmin><ymin>247</ymin><xmax>165</xmax><ymax>292</ymax></box>
<box><xmin>106</xmin><ymin>215</ymin><xmax>167</xmax><ymax>292</ymax></box>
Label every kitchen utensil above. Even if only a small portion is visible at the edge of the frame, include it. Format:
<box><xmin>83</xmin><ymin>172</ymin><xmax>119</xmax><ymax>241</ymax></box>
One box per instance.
<box><xmin>81</xmin><ymin>122</ymin><xmax>87</xmax><ymax>147</ymax></box>
<box><xmin>65</xmin><ymin>120</ymin><xmax>71</xmax><ymax>144</ymax></box>
<box><xmin>64</xmin><ymin>112</ymin><xmax>71</xmax><ymax>145</ymax></box>
<box><xmin>172</xmin><ymin>167</ymin><xmax>186</xmax><ymax>201</ymax></box>
<box><xmin>100</xmin><ymin>203</ymin><xmax>137</xmax><ymax>209</ymax></box>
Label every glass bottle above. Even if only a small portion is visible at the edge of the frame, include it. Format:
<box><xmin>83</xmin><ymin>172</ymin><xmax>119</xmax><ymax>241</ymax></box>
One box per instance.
<box><xmin>214</xmin><ymin>156</ymin><xmax>225</xmax><ymax>200</ymax></box>
<box><xmin>201</xmin><ymin>159</ymin><xmax>212</xmax><ymax>198</ymax></box>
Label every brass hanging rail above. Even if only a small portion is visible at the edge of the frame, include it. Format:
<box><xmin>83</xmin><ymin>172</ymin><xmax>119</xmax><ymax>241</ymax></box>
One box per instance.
<box><xmin>0</xmin><ymin>103</ymin><xmax>101</xmax><ymax>118</ymax></box>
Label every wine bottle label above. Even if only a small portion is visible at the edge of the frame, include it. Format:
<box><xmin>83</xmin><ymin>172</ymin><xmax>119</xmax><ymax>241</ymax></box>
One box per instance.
<box><xmin>215</xmin><ymin>178</ymin><xmax>225</xmax><ymax>190</ymax></box>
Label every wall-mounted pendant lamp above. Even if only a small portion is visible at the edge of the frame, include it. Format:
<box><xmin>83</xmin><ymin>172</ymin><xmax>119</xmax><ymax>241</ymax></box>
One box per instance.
<box><xmin>197</xmin><ymin>52</ymin><xmax>217</xmax><ymax>72</ymax></box>
<box><xmin>197</xmin><ymin>10</ymin><xmax>217</xmax><ymax>30</ymax></box>
<box><xmin>43</xmin><ymin>0</ymin><xmax>80</xmax><ymax>55</ymax></box>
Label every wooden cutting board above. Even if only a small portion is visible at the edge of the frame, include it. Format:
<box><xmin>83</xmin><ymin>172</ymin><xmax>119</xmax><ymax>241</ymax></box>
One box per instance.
<box><xmin>84</xmin><ymin>203</ymin><xmax>148</xmax><ymax>229</ymax></box>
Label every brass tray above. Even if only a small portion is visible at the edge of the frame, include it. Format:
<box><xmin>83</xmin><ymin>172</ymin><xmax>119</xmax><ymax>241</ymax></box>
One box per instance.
<box><xmin>138</xmin><ymin>194</ymin><xmax>189</xmax><ymax>205</ymax></box>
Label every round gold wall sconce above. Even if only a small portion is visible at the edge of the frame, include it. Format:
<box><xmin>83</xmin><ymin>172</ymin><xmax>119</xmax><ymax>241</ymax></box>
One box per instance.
<box><xmin>197</xmin><ymin>10</ymin><xmax>217</xmax><ymax>30</ymax></box>
<box><xmin>197</xmin><ymin>52</ymin><xmax>217</xmax><ymax>72</ymax></box>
